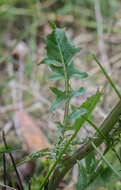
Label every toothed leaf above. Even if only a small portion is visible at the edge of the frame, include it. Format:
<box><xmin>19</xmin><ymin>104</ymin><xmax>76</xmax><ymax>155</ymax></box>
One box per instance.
<box><xmin>70</xmin><ymin>87</ymin><xmax>86</xmax><ymax>98</ymax></box>
<box><xmin>50</xmin><ymin>87</ymin><xmax>66</xmax><ymax>111</ymax></box>
<box><xmin>48</xmin><ymin>61</ymin><xmax>88</xmax><ymax>81</ymax></box>
<box><xmin>67</xmin><ymin>61</ymin><xmax>88</xmax><ymax>79</ymax></box>
<box><xmin>55</xmin><ymin>122</ymin><xmax>64</xmax><ymax>138</ymax></box>
<box><xmin>39</xmin><ymin>24</ymin><xmax>82</xmax><ymax>65</ymax></box>
<box><xmin>68</xmin><ymin>108</ymin><xmax>87</xmax><ymax>121</ymax></box>
<box><xmin>50</xmin><ymin>87</ymin><xmax>86</xmax><ymax>111</ymax></box>
<box><xmin>48</xmin><ymin>73</ymin><xmax>64</xmax><ymax>81</ymax></box>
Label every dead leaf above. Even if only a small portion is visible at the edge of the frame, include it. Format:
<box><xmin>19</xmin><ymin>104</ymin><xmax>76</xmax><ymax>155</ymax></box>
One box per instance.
<box><xmin>14</xmin><ymin>111</ymin><xmax>51</xmax><ymax>154</ymax></box>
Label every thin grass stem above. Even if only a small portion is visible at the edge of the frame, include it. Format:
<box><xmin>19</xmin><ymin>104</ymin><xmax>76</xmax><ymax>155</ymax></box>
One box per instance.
<box><xmin>3</xmin><ymin>153</ymin><xmax>6</xmax><ymax>190</ymax></box>
<box><xmin>91</xmin><ymin>141</ymin><xmax>121</xmax><ymax>180</ymax></box>
<box><xmin>93</xmin><ymin>54</ymin><xmax>121</xmax><ymax>99</ymax></box>
<box><xmin>84</xmin><ymin>117</ymin><xmax>121</xmax><ymax>164</ymax></box>
<box><xmin>2</xmin><ymin>131</ymin><xmax>24</xmax><ymax>190</ymax></box>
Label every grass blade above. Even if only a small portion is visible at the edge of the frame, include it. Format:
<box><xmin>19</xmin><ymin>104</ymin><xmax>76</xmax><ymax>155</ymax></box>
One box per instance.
<box><xmin>3</xmin><ymin>153</ymin><xmax>6</xmax><ymax>190</ymax></box>
<box><xmin>93</xmin><ymin>54</ymin><xmax>121</xmax><ymax>99</ymax></box>
<box><xmin>2</xmin><ymin>131</ymin><xmax>24</xmax><ymax>190</ymax></box>
<box><xmin>91</xmin><ymin>141</ymin><xmax>121</xmax><ymax>180</ymax></box>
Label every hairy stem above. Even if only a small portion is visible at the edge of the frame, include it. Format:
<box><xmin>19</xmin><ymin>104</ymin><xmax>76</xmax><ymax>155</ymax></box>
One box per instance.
<box><xmin>48</xmin><ymin>100</ymin><xmax>121</xmax><ymax>190</ymax></box>
<box><xmin>63</xmin><ymin>65</ymin><xmax>70</xmax><ymax>129</ymax></box>
<box><xmin>58</xmin><ymin>41</ymin><xmax>70</xmax><ymax>133</ymax></box>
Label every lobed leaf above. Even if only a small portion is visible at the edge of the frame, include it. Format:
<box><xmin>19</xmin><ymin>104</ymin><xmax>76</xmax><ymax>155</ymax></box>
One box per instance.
<box><xmin>70</xmin><ymin>87</ymin><xmax>86</xmax><ymax>98</ymax></box>
<box><xmin>50</xmin><ymin>87</ymin><xmax>65</xmax><ymax>111</ymax></box>
<box><xmin>48</xmin><ymin>73</ymin><xmax>63</xmax><ymax>81</ymax></box>
<box><xmin>48</xmin><ymin>61</ymin><xmax>88</xmax><ymax>81</ymax></box>
<box><xmin>40</xmin><ymin>23</ymin><xmax>82</xmax><ymax>66</ymax></box>
<box><xmin>50</xmin><ymin>87</ymin><xmax>86</xmax><ymax>111</ymax></box>
<box><xmin>67</xmin><ymin>61</ymin><xmax>88</xmax><ymax>79</ymax></box>
<box><xmin>68</xmin><ymin>108</ymin><xmax>87</xmax><ymax>121</ymax></box>
<box><xmin>55</xmin><ymin>122</ymin><xmax>64</xmax><ymax>138</ymax></box>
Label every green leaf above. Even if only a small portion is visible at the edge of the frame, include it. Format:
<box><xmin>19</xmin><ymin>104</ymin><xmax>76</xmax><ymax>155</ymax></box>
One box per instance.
<box><xmin>55</xmin><ymin>122</ymin><xmax>64</xmax><ymax>138</ymax></box>
<box><xmin>48</xmin><ymin>61</ymin><xmax>88</xmax><ymax>81</ymax></box>
<box><xmin>67</xmin><ymin>61</ymin><xmax>88</xmax><ymax>79</ymax></box>
<box><xmin>49</xmin><ymin>63</ymin><xmax>64</xmax><ymax>75</ymax></box>
<box><xmin>91</xmin><ymin>142</ymin><xmax>121</xmax><ymax>181</ymax></box>
<box><xmin>48</xmin><ymin>21</ymin><xmax>56</xmax><ymax>30</ymax></box>
<box><xmin>85</xmin><ymin>152</ymin><xmax>97</xmax><ymax>174</ymax></box>
<box><xmin>80</xmin><ymin>91</ymin><xmax>101</xmax><ymax>110</ymax></box>
<box><xmin>76</xmin><ymin>161</ymin><xmax>88</xmax><ymax>190</ymax></box>
<box><xmin>70</xmin><ymin>87</ymin><xmax>86</xmax><ymax>98</ymax></box>
<box><xmin>68</xmin><ymin>108</ymin><xmax>87</xmax><ymax>121</ymax></box>
<box><xmin>50</xmin><ymin>87</ymin><xmax>86</xmax><ymax>111</ymax></box>
<box><xmin>100</xmin><ymin>167</ymin><xmax>113</xmax><ymax>184</ymax></box>
<box><xmin>0</xmin><ymin>146</ymin><xmax>20</xmax><ymax>154</ymax></box>
<box><xmin>48</xmin><ymin>63</ymin><xmax>64</xmax><ymax>81</ymax></box>
<box><xmin>50</xmin><ymin>87</ymin><xmax>65</xmax><ymax>111</ymax></box>
<box><xmin>48</xmin><ymin>73</ymin><xmax>63</xmax><ymax>81</ymax></box>
<box><xmin>40</xmin><ymin>23</ymin><xmax>82</xmax><ymax>65</ymax></box>
<box><xmin>72</xmin><ymin>90</ymin><xmax>102</xmax><ymax>129</ymax></box>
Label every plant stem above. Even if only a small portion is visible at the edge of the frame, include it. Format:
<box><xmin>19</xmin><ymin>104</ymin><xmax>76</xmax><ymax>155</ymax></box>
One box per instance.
<box><xmin>39</xmin><ymin>111</ymin><xmax>85</xmax><ymax>190</ymax></box>
<box><xmin>57</xmin><ymin>41</ymin><xmax>70</xmax><ymax>133</ymax></box>
<box><xmin>39</xmin><ymin>36</ymin><xmax>71</xmax><ymax>190</ymax></box>
<box><xmin>48</xmin><ymin>100</ymin><xmax>121</xmax><ymax>190</ymax></box>
<box><xmin>63</xmin><ymin>66</ymin><xmax>70</xmax><ymax>129</ymax></box>
<box><xmin>40</xmin><ymin>90</ymin><xmax>101</xmax><ymax>189</ymax></box>
<box><xmin>93</xmin><ymin>54</ymin><xmax>121</xmax><ymax>100</ymax></box>
<box><xmin>83</xmin><ymin>116</ymin><xmax>107</xmax><ymax>141</ymax></box>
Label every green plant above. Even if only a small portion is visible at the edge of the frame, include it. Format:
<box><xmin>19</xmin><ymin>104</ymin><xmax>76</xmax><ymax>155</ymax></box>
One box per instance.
<box><xmin>1</xmin><ymin>22</ymin><xmax>121</xmax><ymax>190</ymax></box>
<box><xmin>38</xmin><ymin>22</ymin><xmax>121</xmax><ymax>189</ymax></box>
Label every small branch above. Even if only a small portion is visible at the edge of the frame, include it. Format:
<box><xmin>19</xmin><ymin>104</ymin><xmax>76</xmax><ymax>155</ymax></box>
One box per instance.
<box><xmin>48</xmin><ymin>100</ymin><xmax>121</xmax><ymax>189</ymax></box>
